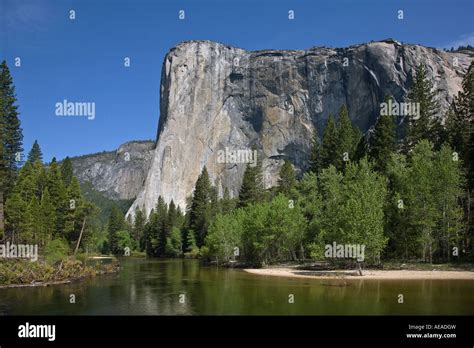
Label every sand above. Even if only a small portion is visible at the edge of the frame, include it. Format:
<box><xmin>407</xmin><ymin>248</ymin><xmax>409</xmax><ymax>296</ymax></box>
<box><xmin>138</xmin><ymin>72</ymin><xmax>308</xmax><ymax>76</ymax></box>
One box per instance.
<box><xmin>244</xmin><ymin>267</ymin><xmax>474</xmax><ymax>280</ymax></box>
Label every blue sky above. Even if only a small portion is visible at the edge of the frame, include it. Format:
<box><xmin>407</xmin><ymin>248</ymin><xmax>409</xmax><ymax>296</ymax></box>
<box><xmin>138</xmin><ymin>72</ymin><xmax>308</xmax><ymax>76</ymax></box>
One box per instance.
<box><xmin>1</xmin><ymin>0</ymin><xmax>473</xmax><ymax>162</ymax></box>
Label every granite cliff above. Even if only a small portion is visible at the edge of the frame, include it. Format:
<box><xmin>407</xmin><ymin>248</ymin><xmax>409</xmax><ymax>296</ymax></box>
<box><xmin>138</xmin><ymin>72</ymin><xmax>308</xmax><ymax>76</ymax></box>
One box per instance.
<box><xmin>95</xmin><ymin>40</ymin><xmax>470</xmax><ymax>219</ymax></box>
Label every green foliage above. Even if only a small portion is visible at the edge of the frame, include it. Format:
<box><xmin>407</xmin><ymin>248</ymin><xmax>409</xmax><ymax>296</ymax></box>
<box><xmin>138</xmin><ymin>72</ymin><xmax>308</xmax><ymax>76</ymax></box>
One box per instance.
<box><xmin>0</xmin><ymin>60</ymin><xmax>23</xmax><ymax>200</ymax></box>
<box><xmin>45</xmin><ymin>238</ymin><xmax>70</xmax><ymax>264</ymax></box>
<box><xmin>405</xmin><ymin>64</ymin><xmax>442</xmax><ymax>150</ymax></box>
<box><xmin>277</xmin><ymin>160</ymin><xmax>297</xmax><ymax>197</ymax></box>
<box><xmin>369</xmin><ymin>96</ymin><xmax>396</xmax><ymax>172</ymax></box>
<box><xmin>387</xmin><ymin>140</ymin><xmax>466</xmax><ymax>262</ymax></box>
<box><xmin>238</xmin><ymin>149</ymin><xmax>264</xmax><ymax>208</ymax></box>
<box><xmin>320</xmin><ymin>114</ymin><xmax>338</xmax><ymax>169</ymax></box>
<box><xmin>60</xmin><ymin>157</ymin><xmax>74</xmax><ymax>186</ymax></box>
<box><xmin>27</xmin><ymin>140</ymin><xmax>43</xmax><ymax>164</ymax></box>
<box><xmin>189</xmin><ymin>167</ymin><xmax>213</xmax><ymax>247</ymax></box>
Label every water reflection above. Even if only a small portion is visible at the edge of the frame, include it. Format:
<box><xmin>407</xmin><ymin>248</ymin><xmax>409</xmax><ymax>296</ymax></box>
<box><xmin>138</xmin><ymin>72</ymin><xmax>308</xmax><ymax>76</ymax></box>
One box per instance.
<box><xmin>0</xmin><ymin>258</ymin><xmax>472</xmax><ymax>315</ymax></box>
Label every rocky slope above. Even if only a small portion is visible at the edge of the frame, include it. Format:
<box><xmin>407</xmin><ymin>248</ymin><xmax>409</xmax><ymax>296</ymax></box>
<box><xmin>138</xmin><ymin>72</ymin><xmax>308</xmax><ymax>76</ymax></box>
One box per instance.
<box><xmin>121</xmin><ymin>40</ymin><xmax>472</xmax><ymax>218</ymax></box>
<box><xmin>70</xmin><ymin>140</ymin><xmax>154</xmax><ymax>200</ymax></box>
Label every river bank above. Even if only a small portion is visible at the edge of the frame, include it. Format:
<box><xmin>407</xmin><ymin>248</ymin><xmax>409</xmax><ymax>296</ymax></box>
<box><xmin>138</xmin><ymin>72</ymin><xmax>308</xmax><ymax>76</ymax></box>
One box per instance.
<box><xmin>0</xmin><ymin>256</ymin><xmax>119</xmax><ymax>289</ymax></box>
<box><xmin>244</xmin><ymin>267</ymin><xmax>474</xmax><ymax>280</ymax></box>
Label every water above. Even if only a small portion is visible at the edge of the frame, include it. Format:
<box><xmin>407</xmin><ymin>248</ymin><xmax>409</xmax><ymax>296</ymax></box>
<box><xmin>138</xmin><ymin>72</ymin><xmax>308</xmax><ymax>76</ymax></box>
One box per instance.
<box><xmin>0</xmin><ymin>258</ymin><xmax>472</xmax><ymax>315</ymax></box>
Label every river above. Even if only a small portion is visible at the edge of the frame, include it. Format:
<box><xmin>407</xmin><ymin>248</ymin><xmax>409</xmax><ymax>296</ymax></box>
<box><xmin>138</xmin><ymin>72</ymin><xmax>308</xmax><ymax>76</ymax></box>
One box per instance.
<box><xmin>1</xmin><ymin>258</ymin><xmax>473</xmax><ymax>315</ymax></box>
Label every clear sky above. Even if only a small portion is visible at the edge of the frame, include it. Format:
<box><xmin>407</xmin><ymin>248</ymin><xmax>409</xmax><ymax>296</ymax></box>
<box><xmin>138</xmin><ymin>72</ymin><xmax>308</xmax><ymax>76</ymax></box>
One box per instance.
<box><xmin>1</xmin><ymin>0</ymin><xmax>473</xmax><ymax>162</ymax></box>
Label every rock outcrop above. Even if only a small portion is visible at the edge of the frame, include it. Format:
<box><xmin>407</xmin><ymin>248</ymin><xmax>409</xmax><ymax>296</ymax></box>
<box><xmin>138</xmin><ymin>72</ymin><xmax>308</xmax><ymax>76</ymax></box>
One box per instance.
<box><xmin>127</xmin><ymin>40</ymin><xmax>473</xmax><ymax>218</ymax></box>
<box><xmin>71</xmin><ymin>140</ymin><xmax>154</xmax><ymax>200</ymax></box>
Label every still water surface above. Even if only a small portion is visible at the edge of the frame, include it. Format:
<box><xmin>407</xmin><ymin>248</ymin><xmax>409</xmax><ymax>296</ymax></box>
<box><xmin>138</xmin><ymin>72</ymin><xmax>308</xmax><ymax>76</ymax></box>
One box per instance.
<box><xmin>0</xmin><ymin>258</ymin><xmax>472</xmax><ymax>315</ymax></box>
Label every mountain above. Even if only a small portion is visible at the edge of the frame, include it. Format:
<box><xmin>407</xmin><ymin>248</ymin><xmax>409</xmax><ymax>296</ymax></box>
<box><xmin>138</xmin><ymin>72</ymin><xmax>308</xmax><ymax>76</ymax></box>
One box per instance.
<box><xmin>70</xmin><ymin>140</ymin><xmax>154</xmax><ymax>200</ymax></box>
<box><xmin>100</xmin><ymin>39</ymin><xmax>470</xmax><ymax>219</ymax></box>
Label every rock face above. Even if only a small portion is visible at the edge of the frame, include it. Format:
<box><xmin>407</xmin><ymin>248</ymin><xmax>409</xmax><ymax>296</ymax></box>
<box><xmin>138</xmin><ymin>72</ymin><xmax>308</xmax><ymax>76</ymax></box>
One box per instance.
<box><xmin>127</xmin><ymin>39</ymin><xmax>473</xmax><ymax>218</ymax></box>
<box><xmin>71</xmin><ymin>140</ymin><xmax>154</xmax><ymax>200</ymax></box>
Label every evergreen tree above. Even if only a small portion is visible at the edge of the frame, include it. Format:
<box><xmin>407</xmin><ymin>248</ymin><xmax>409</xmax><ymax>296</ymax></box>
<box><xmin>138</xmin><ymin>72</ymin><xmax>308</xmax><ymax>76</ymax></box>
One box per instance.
<box><xmin>320</xmin><ymin>114</ymin><xmax>338</xmax><ymax>170</ymax></box>
<box><xmin>353</xmin><ymin>136</ymin><xmax>368</xmax><ymax>163</ymax></box>
<box><xmin>369</xmin><ymin>96</ymin><xmax>397</xmax><ymax>172</ymax></box>
<box><xmin>156</xmin><ymin>196</ymin><xmax>168</xmax><ymax>256</ymax></box>
<box><xmin>220</xmin><ymin>188</ymin><xmax>236</xmax><ymax>214</ymax></box>
<box><xmin>238</xmin><ymin>151</ymin><xmax>264</xmax><ymax>208</ymax></box>
<box><xmin>0</xmin><ymin>61</ymin><xmax>23</xmax><ymax>200</ymax></box>
<box><xmin>40</xmin><ymin>188</ymin><xmax>56</xmax><ymax>246</ymax></box>
<box><xmin>27</xmin><ymin>140</ymin><xmax>43</xmax><ymax>164</ymax></box>
<box><xmin>336</xmin><ymin>105</ymin><xmax>356</xmax><ymax>168</ymax></box>
<box><xmin>133</xmin><ymin>208</ymin><xmax>146</xmax><ymax>251</ymax></box>
<box><xmin>27</xmin><ymin>195</ymin><xmax>41</xmax><ymax>244</ymax></box>
<box><xmin>189</xmin><ymin>167</ymin><xmax>212</xmax><ymax>247</ymax></box>
<box><xmin>308</xmin><ymin>127</ymin><xmax>322</xmax><ymax>174</ymax></box>
<box><xmin>277</xmin><ymin>160</ymin><xmax>297</xmax><ymax>197</ymax></box>
<box><xmin>60</xmin><ymin>157</ymin><xmax>74</xmax><ymax>186</ymax></box>
<box><xmin>108</xmin><ymin>206</ymin><xmax>125</xmax><ymax>254</ymax></box>
<box><xmin>5</xmin><ymin>193</ymin><xmax>27</xmax><ymax>243</ymax></box>
<box><xmin>64</xmin><ymin>176</ymin><xmax>83</xmax><ymax>243</ymax></box>
<box><xmin>47</xmin><ymin>160</ymin><xmax>68</xmax><ymax>238</ymax></box>
<box><xmin>405</xmin><ymin>64</ymin><xmax>441</xmax><ymax>149</ymax></box>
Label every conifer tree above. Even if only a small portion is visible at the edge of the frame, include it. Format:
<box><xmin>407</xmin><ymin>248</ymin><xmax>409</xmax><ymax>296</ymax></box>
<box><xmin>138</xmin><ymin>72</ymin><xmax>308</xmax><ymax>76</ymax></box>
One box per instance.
<box><xmin>238</xmin><ymin>150</ymin><xmax>264</xmax><ymax>208</ymax></box>
<box><xmin>60</xmin><ymin>157</ymin><xmax>74</xmax><ymax>186</ymax></box>
<box><xmin>47</xmin><ymin>160</ymin><xmax>68</xmax><ymax>237</ymax></box>
<box><xmin>40</xmin><ymin>188</ymin><xmax>56</xmax><ymax>245</ymax></box>
<box><xmin>108</xmin><ymin>205</ymin><xmax>125</xmax><ymax>254</ymax></box>
<box><xmin>190</xmin><ymin>167</ymin><xmax>212</xmax><ymax>247</ymax></box>
<box><xmin>133</xmin><ymin>208</ymin><xmax>146</xmax><ymax>251</ymax></box>
<box><xmin>308</xmin><ymin>127</ymin><xmax>321</xmax><ymax>174</ymax></box>
<box><xmin>320</xmin><ymin>114</ymin><xmax>338</xmax><ymax>170</ymax></box>
<box><xmin>405</xmin><ymin>64</ymin><xmax>441</xmax><ymax>149</ymax></box>
<box><xmin>277</xmin><ymin>160</ymin><xmax>297</xmax><ymax>197</ymax></box>
<box><xmin>0</xmin><ymin>61</ymin><xmax>23</xmax><ymax>200</ymax></box>
<box><xmin>369</xmin><ymin>96</ymin><xmax>397</xmax><ymax>172</ymax></box>
<box><xmin>27</xmin><ymin>140</ymin><xmax>43</xmax><ymax>164</ymax></box>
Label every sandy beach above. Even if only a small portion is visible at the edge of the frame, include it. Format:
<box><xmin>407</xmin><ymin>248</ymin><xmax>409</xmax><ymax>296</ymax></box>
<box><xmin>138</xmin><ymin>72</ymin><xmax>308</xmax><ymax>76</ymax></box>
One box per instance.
<box><xmin>244</xmin><ymin>267</ymin><xmax>474</xmax><ymax>280</ymax></box>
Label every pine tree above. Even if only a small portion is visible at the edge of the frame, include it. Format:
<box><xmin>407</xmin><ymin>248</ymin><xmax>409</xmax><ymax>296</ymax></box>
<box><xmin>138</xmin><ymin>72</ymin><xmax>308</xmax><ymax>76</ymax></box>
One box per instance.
<box><xmin>308</xmin><ymin>127</ymin><xmax>321</xmax><ymax>174</ymax></box>
<box><xmin>320</xmin><ymin>114</ymin><xmax>338</xmax><ymax>170</ymax></box>
<box><xmin>5</xmin><ymin>193</ymin><xmax>27</xmax><ymax>243</ymax></box>
<box><xmin>133</xmin><ymin>208</ymin><xmax>146</xmax><ymax>251</ymax></box>
<box><xmin>189</xmin><ymin>167</ymin><xmax>212</xmax><ymax>247</ymax></box>
<box><xmin>60</xmin><ymin>157</ymin><xmax>74</xmax><ymax>186</ymax></box>
<box><xmin>108</xmin><ymin>205</ymin><xmax>125</xmax><ymax>254</ymax></box>
<box><xmin>64</xmin><ymin>176</ymin><xmax>83</xmax><ymax>243</ymax></box>
<box><xmin>40</xmin><ymin>188</ymin><xmax>56</xmax><ymax>245</ymax></box>
<box><xmin>27</xmin><ymin>195</ymin><xmax>41</xmax><ymax>244</ymax></box>
<box><xmin>353</xmin><ymin>136</ymin><xmax>368</xmax><ymax>163</ymax></box>
<box><xmin>156</xmin><ymin>196</ymin><xmax>168</xmax><ymax>256</ymax></box>
<box><xmin>369</xmin><ymin>96</ymin><xmax>397</xmax><ymax>172</ymax></box>
<box><xmin>27</xmin><ymin>140</ymin><xmax>43</xmax><ymax>164</ymax></box>
<box><xmin>277</xmin><ymin>160</ymin><xmax>297</xmax><ymax>197</ymax></box>
<box><xmin>336</xmin><ymin>105</ymin><xmax>356</xmax><ymax>168</ymax></box>
<box><xmin>0</xmin><ymin>61</ymin><xmax>23</xmax><ymax>200</ymax></box>
<box><xmin>220</xmin><ymin>188</ymin><xmax>236</xmax><ymax>214</ymax></box>
<box><xmin>405</xmin><ymin>64</ymin><xmax>441</xmax><ymax>150</ymax></box>
<box><xmin>47</xmin><ymin>159</ymin><xmax>68</xmax><ymax>237</ymax></box>
<box><xmin>238</xmin><ymin>150</ymin><xmax>264</xmax><ymax>208</ymax></box>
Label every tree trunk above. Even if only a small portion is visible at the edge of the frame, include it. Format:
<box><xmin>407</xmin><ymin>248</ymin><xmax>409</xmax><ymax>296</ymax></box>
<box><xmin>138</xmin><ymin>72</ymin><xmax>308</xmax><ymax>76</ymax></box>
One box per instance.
<box><xmin>357</xmin><ymin>262</ymin><xmax>363</xmax><ymax>276</ymax></box>
<box><xmin>74</xmin><ymin>217</ymin><xmax>87</xmax><ymax>256</ymax></box>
